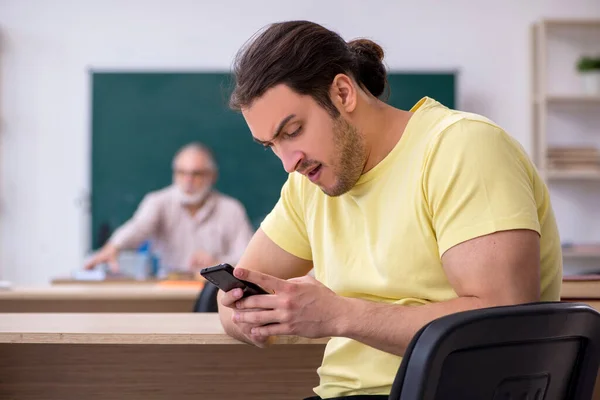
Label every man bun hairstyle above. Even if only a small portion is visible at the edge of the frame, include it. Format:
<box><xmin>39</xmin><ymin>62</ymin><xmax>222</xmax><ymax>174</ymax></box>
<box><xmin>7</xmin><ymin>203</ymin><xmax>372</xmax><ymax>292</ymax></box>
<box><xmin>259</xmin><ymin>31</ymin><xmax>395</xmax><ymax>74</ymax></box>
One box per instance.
<box><xmin>229</xmin><ymin>20</ymin><xmax>388</xmax><ymax>117</ymax></box>
<box><xmin>347</xmin><ymin>39</ymin><xmax>387</xmax><ymax>99</ymax></box>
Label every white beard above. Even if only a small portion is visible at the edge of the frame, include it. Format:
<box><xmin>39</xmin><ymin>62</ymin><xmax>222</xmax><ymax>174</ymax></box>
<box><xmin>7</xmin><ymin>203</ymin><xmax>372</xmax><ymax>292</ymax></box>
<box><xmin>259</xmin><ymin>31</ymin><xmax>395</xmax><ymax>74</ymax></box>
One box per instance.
<box><xmin>174</xmin><ymin>185</ymin><xmax>211</xmax><ymax>205</ymax></box>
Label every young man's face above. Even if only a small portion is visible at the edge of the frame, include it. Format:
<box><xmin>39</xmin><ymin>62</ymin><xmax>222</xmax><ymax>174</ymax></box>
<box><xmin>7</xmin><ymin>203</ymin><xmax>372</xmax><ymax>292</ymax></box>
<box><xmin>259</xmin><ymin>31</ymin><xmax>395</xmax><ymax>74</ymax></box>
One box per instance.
<box><xmin>242</xmin><ymin>84</ymin><xmax>366</xmax><ymax>197</ymax></box>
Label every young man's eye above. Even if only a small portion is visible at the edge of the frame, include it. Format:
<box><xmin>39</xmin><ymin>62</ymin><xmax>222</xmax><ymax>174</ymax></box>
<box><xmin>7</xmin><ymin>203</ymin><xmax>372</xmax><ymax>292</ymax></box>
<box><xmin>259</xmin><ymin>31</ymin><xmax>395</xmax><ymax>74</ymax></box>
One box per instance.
<box><xmin>286</xmin><ymin>126</ymin><xmax>302</xmax><ymax>138</ymax></box>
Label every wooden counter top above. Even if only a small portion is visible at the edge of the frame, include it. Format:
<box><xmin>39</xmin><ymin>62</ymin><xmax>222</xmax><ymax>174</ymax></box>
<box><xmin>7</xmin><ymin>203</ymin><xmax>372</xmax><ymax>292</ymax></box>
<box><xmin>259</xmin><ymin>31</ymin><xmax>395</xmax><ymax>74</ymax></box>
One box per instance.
<box><xmin>0</xmin><ymin>285</ymin><xmax>200</xmax><ymax>300</ymax></box>
<box><xmin>0</xmin><ymin>313</ymin><xmax>326</xmax><ymax>399</ymax></box>
<box><xmin>0</xmin><ymin>313</ymin><xmax>329</xmax><ymax>346</ymax></box>
<box><xmin>0</xmin><ymin>285</ymin><xmax>201</xmax><ymax>312</ymax></box>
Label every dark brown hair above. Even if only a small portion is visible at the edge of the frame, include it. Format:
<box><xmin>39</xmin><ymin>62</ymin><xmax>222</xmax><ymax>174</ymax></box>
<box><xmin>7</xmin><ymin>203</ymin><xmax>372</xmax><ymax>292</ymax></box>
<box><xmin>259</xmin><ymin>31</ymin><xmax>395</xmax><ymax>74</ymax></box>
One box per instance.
<box><xmin>229</xmin><ymin>20</ymin><xmax>387</xmax><ymax>117</ymax></box>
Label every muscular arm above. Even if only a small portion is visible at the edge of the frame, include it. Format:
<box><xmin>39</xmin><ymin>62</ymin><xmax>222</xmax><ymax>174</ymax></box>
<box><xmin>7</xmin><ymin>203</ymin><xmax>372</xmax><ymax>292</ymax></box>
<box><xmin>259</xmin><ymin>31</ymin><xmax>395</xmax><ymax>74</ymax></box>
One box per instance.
<box><xmin>337</xmin><ymin>121</ymin><xmax>542</xmax><ymax>355</ymax></box>
<box><xmin>338</xmin><ymin>229</ymin><xmax>540</xmax><ymax>355</ymax></box>
<box><xmin>217</xmin><ymin>228</ymin><xmax>313</xmax><ymax>344</ymax></box>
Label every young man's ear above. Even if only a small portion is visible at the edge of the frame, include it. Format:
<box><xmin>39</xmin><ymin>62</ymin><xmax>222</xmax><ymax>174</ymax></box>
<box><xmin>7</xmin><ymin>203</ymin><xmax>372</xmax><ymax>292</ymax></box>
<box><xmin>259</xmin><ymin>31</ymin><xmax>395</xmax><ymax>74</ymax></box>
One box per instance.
<box><xmin>330</xmin><ymin>74</ymin><xmax>357</xmax><ymax>113</ymax></box>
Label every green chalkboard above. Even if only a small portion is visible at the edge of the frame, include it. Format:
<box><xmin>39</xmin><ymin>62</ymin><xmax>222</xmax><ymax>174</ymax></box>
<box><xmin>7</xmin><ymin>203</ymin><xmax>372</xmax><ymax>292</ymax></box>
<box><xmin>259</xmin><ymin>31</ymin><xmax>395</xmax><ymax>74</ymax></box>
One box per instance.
<box><xmin>90</xmin><ymin>71</ymin><xmax>455</xmax><ymax>249</ymax></box>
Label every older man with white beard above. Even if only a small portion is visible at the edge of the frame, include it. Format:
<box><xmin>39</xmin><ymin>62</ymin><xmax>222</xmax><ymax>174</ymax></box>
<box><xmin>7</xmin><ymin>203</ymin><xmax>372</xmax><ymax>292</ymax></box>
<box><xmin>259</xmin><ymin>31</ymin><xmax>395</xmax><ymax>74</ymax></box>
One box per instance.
<box><xmin>84</xmin><ymin>142</ymin><xmax>254</xmax><ymax>273</ymax></box>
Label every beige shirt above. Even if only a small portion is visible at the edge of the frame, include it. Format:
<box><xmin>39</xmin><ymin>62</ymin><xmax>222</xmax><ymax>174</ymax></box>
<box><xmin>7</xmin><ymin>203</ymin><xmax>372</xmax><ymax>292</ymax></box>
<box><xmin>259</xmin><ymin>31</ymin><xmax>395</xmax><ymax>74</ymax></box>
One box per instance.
<box><xmin>109</xmin><ymin>186</ymin><xmax>254</xmax><ymax>271</ymax></box>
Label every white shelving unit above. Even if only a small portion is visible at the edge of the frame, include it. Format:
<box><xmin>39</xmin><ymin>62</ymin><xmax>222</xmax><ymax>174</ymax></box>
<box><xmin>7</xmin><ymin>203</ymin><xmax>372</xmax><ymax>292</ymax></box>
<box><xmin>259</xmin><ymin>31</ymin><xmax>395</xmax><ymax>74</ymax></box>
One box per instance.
<box><xmin>531</xmin><ymin>19</ymin><xmax>600</xmax><ymax>274</ymax></box>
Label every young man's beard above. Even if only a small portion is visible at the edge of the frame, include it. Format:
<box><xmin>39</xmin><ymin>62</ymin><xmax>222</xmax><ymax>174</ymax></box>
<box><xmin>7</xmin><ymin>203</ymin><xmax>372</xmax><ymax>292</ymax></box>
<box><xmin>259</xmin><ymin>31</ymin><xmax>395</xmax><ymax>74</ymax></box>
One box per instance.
<box><xmin>322</xmin><ymin>116</ymin><xmax>367</xmax><ymax>197</ymax></box>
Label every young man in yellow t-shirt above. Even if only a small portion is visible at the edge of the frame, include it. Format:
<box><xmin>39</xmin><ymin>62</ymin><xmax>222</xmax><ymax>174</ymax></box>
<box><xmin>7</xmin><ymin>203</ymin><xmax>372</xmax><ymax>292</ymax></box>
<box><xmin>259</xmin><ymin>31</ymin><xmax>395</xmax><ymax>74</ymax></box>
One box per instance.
<box><xmin>217</xmin><ymin>20</ymin><xmax>563</xmax><ymax>400</ymax></box>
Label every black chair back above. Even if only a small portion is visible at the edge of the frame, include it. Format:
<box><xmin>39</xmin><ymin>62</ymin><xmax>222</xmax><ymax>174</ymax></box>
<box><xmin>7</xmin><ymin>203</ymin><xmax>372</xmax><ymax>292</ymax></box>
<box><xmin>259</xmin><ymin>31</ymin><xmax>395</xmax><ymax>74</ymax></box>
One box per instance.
<box><xmin>193</xmin><ymin>282</ymin><xmax>219</xmax><ymax>312</ymax></box>
<box><xmin>390</xmin><ymin>302</ymin><xmax>600</xmax><ymax>400</ymax></box>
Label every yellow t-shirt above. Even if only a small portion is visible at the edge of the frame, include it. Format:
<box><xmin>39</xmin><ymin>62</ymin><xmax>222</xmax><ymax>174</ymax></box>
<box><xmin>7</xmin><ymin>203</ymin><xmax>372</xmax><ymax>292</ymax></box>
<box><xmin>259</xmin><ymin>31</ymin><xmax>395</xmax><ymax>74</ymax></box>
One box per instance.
<box><xmin>260</xmin><ymin>96</ymin><xmax>563</xmax><ymax>398</ymax></box>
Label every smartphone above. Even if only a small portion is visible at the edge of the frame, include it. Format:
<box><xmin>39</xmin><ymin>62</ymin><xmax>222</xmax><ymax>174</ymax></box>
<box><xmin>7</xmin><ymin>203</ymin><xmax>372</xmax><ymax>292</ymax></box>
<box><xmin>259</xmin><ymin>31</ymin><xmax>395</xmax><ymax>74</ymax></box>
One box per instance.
<box><xmin>200</xmin><ymin>263</ymin><xmax>269</xmax><ymax>298</ymax></box>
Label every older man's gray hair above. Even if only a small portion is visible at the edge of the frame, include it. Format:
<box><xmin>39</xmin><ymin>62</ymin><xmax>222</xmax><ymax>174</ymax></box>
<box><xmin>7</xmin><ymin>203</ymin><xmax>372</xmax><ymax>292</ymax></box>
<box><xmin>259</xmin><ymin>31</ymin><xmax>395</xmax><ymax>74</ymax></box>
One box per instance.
<box><xmin>172</xmin><ymin>142</ymin><xmax>217</xmax><ymax>172</ymax></box>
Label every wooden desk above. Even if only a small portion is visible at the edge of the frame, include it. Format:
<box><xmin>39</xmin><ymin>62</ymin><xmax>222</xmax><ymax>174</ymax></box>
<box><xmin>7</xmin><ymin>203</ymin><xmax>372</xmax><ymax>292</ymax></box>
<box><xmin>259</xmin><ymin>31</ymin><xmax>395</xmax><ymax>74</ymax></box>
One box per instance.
<box><xmin>561</xmin><ymin>279</ymin><xmax>600</xmax><ymax>308</ymax></box>
<box><xmin>0</xmin><ymin>285</ymin><xmax>200</xmax><ymax>313</ymax></box>
<box><xmin>561</xmin><ymin>279</ymin><xmax>600</xmax><ymax>325</ymax></box>
<box><xmin>51</xmin><ymin>277</ymin><xmax>162</xmax><ymax>285</ymax></box>
<box><xmin>0</xmin><ymin>313</ymin><xmax>326</xmax><ymax>400</ymax></box>
<box><xmin>51</xmin><ymin>276</ymin><xmax>201</xmax><ymax>286</ymax></box>
<box><xmin>51</xmin><ymin>272</ymin><xmax>202</xmax><ymax>286</ymax></box>
<box><xmin>0</xmin><ymin>279</ymin><xmax>593</xmax><ymax>399</ymax></box>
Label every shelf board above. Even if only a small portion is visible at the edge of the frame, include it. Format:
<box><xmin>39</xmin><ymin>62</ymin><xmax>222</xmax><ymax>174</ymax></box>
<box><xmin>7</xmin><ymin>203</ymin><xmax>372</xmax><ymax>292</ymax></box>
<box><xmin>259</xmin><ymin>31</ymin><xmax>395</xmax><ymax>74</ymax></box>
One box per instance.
<box><xmin>563</xmin><ymin>250</ymin><xmax>600</xmax><ymax>259</ymax></box>
<box><xmin>546</xmin><ymin>169</ymin><xmax>600</xmax><ymax>180</ymax></box>
<box><xmin>539</xmin><ymin>95</ymin><xmax>600</xmax><ymax>104</ymax></box>
<box><xmin>541</xmin><ymin>19</ymin><xmax>600</xmax><ymax>28</ymax></box>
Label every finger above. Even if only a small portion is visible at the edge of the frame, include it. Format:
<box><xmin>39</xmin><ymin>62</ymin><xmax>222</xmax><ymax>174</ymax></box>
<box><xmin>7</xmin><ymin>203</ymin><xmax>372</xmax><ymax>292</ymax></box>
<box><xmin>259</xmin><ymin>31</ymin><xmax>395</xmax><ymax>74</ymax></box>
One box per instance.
<box><xmin>250</xmin><ymin>334</ymin><xmax>273</xmax><ymax>348</ymax></box>
<box><xmin>287</xmin><ymin>275</ymin><xmax>315</xmax><ymax>284</ymax></box>
<box><xmin>235</xmin><ymin>307</ymin><xmax>267</xmax><ymax>313</ymax></box>
<box><xmin>235</xmin><ymin>294</ymin><xmax>278</xmax><ymax>310</ymax></box>
<box><xmin>236</xmin><ymin>321</ymin><xmax>255</xmax><ymax>337</ymax></box>
<box><xmin>220</xmin><ymin>288</ymin><xmax>245</xmax><ymax>308</ymax></box>
<box><xmin>234</xmin><ymin>310</ymin><xmax>280</xmax><ymax>325</ymax></box>
<box><xmin>233</xmin><ymin>268</ymin><xmax>287</xmax><ymax>294</ymax></box>
<box><xmin>237</xmin><ymin>320</ymin><xmax>276</xmax><ymax>344</ymax></box>
<box><xmin>248</xmin><ymin>333</ymin><xmax>271</xmax><ymax>348</ymax></box>
<box><xmin>250</xmin><ymin>323</ymin><xmax>290</xmax><ymax>338</ymax></box>
<box><xmin>83</xmin><ymin>258</ymin><xmax>94</xmax><ymax>270</ymax></box>
<box><xmin>237</xmin><ymin>322</ymin><xmax>272</xmax><ymax>345</ymax></box>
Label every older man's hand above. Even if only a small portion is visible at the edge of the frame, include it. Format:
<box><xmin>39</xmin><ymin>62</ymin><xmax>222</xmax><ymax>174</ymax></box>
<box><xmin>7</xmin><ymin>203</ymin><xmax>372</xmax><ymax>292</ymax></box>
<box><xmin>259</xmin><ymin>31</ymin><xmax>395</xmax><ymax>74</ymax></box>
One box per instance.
<box><xmin>189</xmin><ymin>249</ymin><xmax>217</xmax><ymax>270</ymax></box>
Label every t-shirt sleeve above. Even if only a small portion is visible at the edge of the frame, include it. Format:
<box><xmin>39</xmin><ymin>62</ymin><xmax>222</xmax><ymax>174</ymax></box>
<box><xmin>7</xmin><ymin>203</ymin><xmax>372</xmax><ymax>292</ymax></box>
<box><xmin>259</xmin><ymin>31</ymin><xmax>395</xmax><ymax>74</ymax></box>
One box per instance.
<box><xmin>423</xmin><ymin>119</ymin><xmax>541</xmax><ymax>257</ymax></box>
<box><xmin>260</xmin><ymin>174</ymin><xmax>313</xmax><ymax>260</ymax></box>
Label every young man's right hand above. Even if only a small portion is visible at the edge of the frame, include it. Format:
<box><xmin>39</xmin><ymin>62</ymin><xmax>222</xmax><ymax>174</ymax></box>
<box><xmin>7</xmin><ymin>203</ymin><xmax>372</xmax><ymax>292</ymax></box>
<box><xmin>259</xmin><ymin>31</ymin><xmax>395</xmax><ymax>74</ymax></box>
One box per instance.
<box><xmin>83</xmin><ymin>244</ymin><xmax>120</xmax><ymax>272</ymax></box>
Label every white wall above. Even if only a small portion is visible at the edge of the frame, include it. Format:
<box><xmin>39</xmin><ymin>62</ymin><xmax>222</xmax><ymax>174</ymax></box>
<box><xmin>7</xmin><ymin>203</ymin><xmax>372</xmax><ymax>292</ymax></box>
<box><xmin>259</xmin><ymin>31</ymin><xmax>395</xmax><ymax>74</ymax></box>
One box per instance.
<box><xmin>1</xmin><ymin>0</ymin><xmax>599</xmax><ymax>285</ymax></box>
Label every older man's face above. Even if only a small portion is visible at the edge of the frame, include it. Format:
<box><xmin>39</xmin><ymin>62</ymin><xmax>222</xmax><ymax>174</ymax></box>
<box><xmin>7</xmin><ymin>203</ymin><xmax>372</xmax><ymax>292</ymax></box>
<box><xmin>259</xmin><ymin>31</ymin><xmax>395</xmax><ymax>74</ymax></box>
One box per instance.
<box><xmin>172</xmin><ymin>150</ymin><xmax>215</xmax><ymax>196</ymax></box>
